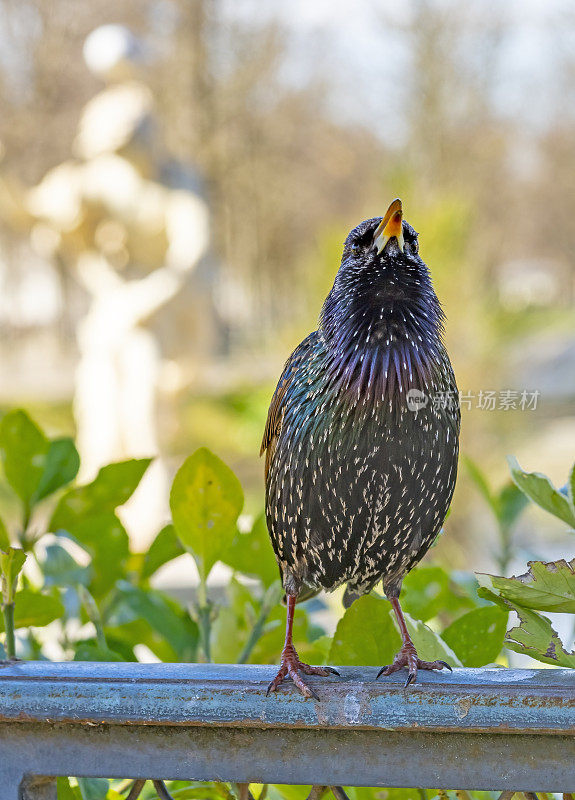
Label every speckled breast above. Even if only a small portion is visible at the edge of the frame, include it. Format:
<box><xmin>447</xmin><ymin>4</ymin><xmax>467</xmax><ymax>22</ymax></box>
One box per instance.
<box><xmin>266</xmin><ymin>391</ymin><xmax>459</xmax><ymax>598</ymax></box>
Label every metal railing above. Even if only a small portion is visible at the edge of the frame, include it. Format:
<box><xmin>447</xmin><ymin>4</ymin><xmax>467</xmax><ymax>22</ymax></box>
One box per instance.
<box><xmin>1</xmin><ymin>661</ymin><xmax>574</xmax><ymax>799</ymax></box>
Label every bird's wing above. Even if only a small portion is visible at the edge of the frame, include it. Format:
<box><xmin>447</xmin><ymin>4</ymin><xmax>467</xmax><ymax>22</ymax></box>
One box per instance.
<box><xmin>260</xmin><ymin>331</ymin><xmax>319</xmax><ymax>480</ymax></box>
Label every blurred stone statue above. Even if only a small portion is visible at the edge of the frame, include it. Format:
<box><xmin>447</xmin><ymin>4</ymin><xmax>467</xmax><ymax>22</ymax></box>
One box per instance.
<box><xmin>25</xmin><ymin>25</ymin><xmax>211</xmax><ymax>542</ymax></box>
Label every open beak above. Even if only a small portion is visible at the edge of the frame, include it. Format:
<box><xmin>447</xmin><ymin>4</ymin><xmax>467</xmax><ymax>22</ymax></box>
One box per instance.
<box><xmin>374</xmin><ymin>198</ymin><xmax>404</xmax><ymax>254</ymax></box>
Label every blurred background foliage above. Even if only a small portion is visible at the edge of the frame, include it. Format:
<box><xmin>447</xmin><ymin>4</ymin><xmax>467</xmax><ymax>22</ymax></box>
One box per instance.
<box><xmin>0</xmin><ymin>1</ymin><xmax>574</xmax><ymax>611</ymax></box>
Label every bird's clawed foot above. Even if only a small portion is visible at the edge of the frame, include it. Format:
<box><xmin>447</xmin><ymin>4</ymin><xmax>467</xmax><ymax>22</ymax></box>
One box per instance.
<box><xmin>266</xmin><ymin>644</ymin><xmax>340</xmax><ymax>700</ymax></box>
<box><xmin>376</xmin><ymin>643</ymin><xmax>451</xmax><ymax>687</ymax></box>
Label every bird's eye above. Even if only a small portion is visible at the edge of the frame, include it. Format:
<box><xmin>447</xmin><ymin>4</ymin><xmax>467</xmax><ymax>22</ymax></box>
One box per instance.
<box><xmin>351</xmin><ymin>243</ymin><xmax>362</xmax><ymax>256</ymax></box>
<box><xmin>409</xmin><ymin>238</ymin><xmax>419</xmax><ymax>255</ymax></box>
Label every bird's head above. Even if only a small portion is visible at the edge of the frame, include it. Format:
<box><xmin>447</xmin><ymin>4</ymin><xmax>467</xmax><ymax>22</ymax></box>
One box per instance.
<box><xmin>321</xmin><ymin>198</ymin><xmax>442</xmax><ymax>342</ymax></box>
<box><xmin>339</xmin><ymin>198</ymin><xmax>424</xmax><ymax>293</ymax></box>
<box><xmin>346</xmin><ymin>198</ymin><xmax>409</xmax><ymax>259</ymax></box>
<box><xmin>320</xmin><ymin>199</ymin><xmax>445</xmax><ymax>400</ymax></box>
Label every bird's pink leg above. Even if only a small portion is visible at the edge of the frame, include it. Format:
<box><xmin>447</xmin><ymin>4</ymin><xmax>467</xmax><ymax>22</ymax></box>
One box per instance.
<box><xmin>377</xmin><ymin>596</ymin><xmax>452</xmax><ymax>687</ymax></box>
<box><xmin>266</xmin><ymin>594</ymin><xmax>339</xmax><ymax>700</ymax></box>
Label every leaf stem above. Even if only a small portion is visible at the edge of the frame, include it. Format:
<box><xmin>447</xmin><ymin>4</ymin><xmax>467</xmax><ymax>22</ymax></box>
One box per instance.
<box><xmin>238</xmin><ymin>581</ymin><xmax>282</xmax><ymax>664</ymax></box>
<box><xmin>197</xmin><ymin>602</ymin><xmax>212</xmax><ymax>662</ymax></box>
<box><xmin>2</xmin><ymin>601</ymin><xmax>16</xmax><ymax>659</ymax></box>
<box><xmin>20</xmin><ymin>502</ymin><xmax>33</xmax><ymax>550</ymax></box>
<box><xmin>195</xmin><ymin>563</ymin><xmax>214</xmax><ymax>662</ymax></box>
<box><xmin>498</xmin><ymin>522</ymin><xmax>512</xmax><ymax>575</ymax></box>
<box><xmin>78</xmin><ymin>586</ymin><xmax>107</xmax><ymax>650</ymax></box>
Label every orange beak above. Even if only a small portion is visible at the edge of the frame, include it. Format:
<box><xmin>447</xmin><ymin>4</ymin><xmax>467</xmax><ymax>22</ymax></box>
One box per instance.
<box><xmin>374</xmin><ymin>198</ymin><xmax>404</xmax><ymax>254</ymax></box>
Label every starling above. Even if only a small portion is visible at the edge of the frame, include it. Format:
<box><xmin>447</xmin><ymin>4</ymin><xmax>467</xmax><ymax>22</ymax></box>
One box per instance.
<box><xmin>260</xmin><ymin>199</ymin><xmax>460</xmax><ymax>698</ymax></box>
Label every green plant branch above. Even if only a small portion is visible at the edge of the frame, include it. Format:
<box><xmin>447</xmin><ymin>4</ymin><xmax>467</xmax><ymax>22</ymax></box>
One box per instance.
<box><xmin>195</xmin><ymin>561</ymin><xmax>215</xmax><ymax>662</ymax></box>
<box><xmin>496</xmin><ymin>517</ymin><xmax>516</xmax><ymax>576</ymax></box>
<box><xmin>78</xmin><ymin>585</ymin><xmax>107</xmax><ymax>650</ymax></box>
<box><xmin>196</xmin><ymin>601</ymin><xmax>213</xmax><ymax>662</ymax></box>
<box><xmin>238</xmin><ymin>581</ymin><xmax>283</xmax><ymax>664</ymax></box>
<box><xmin>19</xmin><ymin>501</ymin><xmax>33</xmax><ymax>551</ymax></box>
<box><xmin>2</xmin><ymin>601</ymin><xmax>16</xmax><ymax>659</ymax></box>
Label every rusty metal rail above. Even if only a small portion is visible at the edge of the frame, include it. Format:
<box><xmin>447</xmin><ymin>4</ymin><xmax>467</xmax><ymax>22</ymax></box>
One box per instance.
<box><xmin>1</xmin><ymin>662</ymin><xmax>574</xmax><ymax>798</ymax></box>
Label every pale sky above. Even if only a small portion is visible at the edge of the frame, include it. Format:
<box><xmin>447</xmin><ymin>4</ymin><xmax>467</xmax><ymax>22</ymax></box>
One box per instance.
<box><xmin>225</xmin><ymin>0</ymin><xmax>575</xmax><ymax>142</ymax></box>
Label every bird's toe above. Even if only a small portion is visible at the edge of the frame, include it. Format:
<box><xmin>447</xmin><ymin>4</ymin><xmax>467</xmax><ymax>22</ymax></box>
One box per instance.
<box><xmin>267</xmin><ymin>655</ymin><xmax>336</xmax><ymax>700</ymax></box>
<box><xmin>376</xmin><ymin>649</ymin><xmax>452</xmax><ymax>686</ymax></box>
<box><xmin>298</xmin><ymin>663</ymin><xmax>340</xmax><ymax>678</ymax></box>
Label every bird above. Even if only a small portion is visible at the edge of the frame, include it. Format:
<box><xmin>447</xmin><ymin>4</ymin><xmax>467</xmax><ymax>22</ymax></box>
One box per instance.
<box><xmin>260</xmin><ymin>198</ymin><xmax>460</xmax><ymax>698</ymax></box>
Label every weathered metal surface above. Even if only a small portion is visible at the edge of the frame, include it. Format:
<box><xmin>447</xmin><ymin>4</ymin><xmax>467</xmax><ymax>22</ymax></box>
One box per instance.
<box><xmin>1</xmin><ymin>721</ymin><xmax>575</xmax><ymax>794</ymax></box>
<box><xmin>1</xmin><ymin>662</ymin><xmax>574</xmax><ymax>733</ymax></box>
<box><xmin>1</xmin><ymin>663</ymin><xmax>575</xmax><ymax>797</ymax></box>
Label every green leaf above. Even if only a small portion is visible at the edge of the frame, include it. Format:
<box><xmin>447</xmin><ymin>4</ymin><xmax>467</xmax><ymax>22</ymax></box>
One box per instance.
<box><xmin>73</xmin><ymin>643</ymin><xmax>124</xmax><ymax>662</ymax></box>
<box><xmin>506</xmin><ymin>606</ymin><xmax>575</xmax><ymax>668</ymax></box>
<box><xmin>329</xmin><ymin>592</ymin><xmax>461</xmax><ymax>669</ymax></box>
<box><xmin>402</xmin><ymin>566</ymin><xmax>452</xmax><ymax>621</ymax></box>
<box><xmin>0</xmin><ymin>410</ymin><xmax>48</xmax><ymax>507</ymax></box>
<box><xmin>449</xmin><ymin>571</ymin><xmax>491</xmax><ymax>609</ymax></box>
<box><xmin>569</xmin><ymin>462</ymin><xmax>575</xmax><ymax>510</ymax></box>
<box><xmin>442</xmin><ymin>606</ymin><xmax>508</xmax><ymax>666</ymax></box>
<box><xmin>210</xmin><ymin>577</ymin><xmax>259</xmax><ymax>662</ymax></box>
<box><xmin>249</xmin><ymin>602</ymin><xmax>319</xmax><ymax>666</ymax></box>
<box><xmin>36</xmin><ymin>437</ymin><xmax>80</xmax><ymax>501</ymax></box>
<box><xmin>507</xmin><ymin>455</ymin><xmax>575</xmax><ymax>527</ymax></box>
<box><xmin>478</xmin><ymin>559</ymin><xmax>575</xmax><ymax>613</ymax></box>
<box><xmin>170</xmin><ymin>448</ymin><xmax>244</xmax><ymax>582</ymax></box>
<box><xmin>77</xmin><ymin>778</ymin><xmax>110</xmax><ymax>800</ymax></box>
<box><xmin>0</xmin><ymin>547</ymin><xmax>27</xmax><ymax>603</ymax></box>
<box><xmin>329</xmin><ymin>594</ymin><xmax>401</xmax><ymax>666</ymax></box>
<box><xmin>0</xmin><ymin>411</ymin><xmax>80</xmax><ymax>512</ymax></box>
<box><xmin>103</xmin><ymin>619</ymin><xmax>174</xmax><ymax>663</ymax></box>
<box><xmin>0</xmin><ymin>516</ymin><xmax>10</xmax><ymax>550</ymax></box>
<box><xmin>403</xmin><ymin>613</ymin><xmax>462</xmax><ymax>666</ymax></box>
<box><xmin>42</xmin><ymin>543</ymin><xmax>91</xmax><ymax>587</ymax></box>
<box><xmin>466</xmin><ymin>458</ymin><xmax>528</xmax><ymax>532</ymax></box>
<box><xmin>50</xmin><ymin>458</ymin><xmax>152</xmax><ymax>530</ymax></box>
<box><xmin>109</xmin><ymin>581</ymin><xmax>198</xmax><ymax>661</ymax></box>
<box><xmin>56</xmin><ymin>513</ymin><xmax>130</xmax><ymax>599</ymax></box>
<box><xmin>308</xmin><ymin>633</ymin><xmax>333</xmax><ymax>662</ymax></box>
<box><xmin>152</xmin><ymin>784</ymin><xmax>226</xmax><ymax>800</ymax></box>
<box><xmin>48</xmin><ymin>459</ymin><xmax>150</xmax><ymax>597</ymax></box>
<box><xmin>496</xmin><ymin>482</ymin><xmax>529</xmax><ymax>531</ymax></box>
<box><xmin>222</xmin><ymin>513</ymin><xmax>279</xmax><ymax>587</ymax></box>
<box><xmin>0</xmin><ymin>589</ymin><xmax>64</xmax><ymax>631</ymax></box>
<box><xmin>141</xmin><ymin>524</ymin><xmax>184</xmax><ymax>580</ymax></box>
<box><xmin>57</xmin><ymin>777</ymin><xmax>81</xmax><ymax>800</ymax></box>
<box><xmin>465</xmin><ymin>457</ymin><xmax>496</xmax><ymax>513</ymax></box>
<box><xmin>480</xmin><ymin>588</ymin><xmax>575</xmax><ymax>668</ymax></box>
